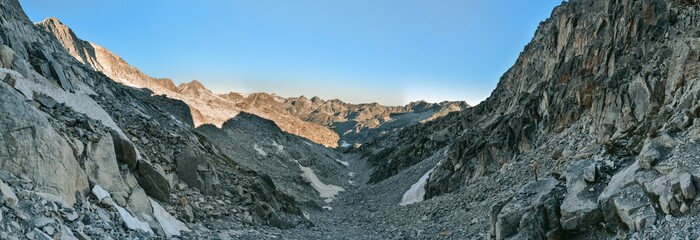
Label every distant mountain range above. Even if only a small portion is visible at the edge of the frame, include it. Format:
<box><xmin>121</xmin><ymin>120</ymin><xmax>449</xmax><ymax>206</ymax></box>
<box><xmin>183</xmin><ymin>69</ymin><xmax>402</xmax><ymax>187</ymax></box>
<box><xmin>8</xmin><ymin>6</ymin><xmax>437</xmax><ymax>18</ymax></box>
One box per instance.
<box><xmin>36</xmin><ymin>17</ymin><xmax>468</xmax><ymax>147</ymax></box>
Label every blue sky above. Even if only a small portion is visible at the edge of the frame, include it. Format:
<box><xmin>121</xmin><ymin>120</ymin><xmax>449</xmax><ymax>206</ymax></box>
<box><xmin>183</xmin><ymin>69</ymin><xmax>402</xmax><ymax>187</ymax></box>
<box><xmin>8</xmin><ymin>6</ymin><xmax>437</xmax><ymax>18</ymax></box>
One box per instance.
<box><xmin>20</xmin><ymin>0</ymin><xmax>562</xmax><ymax>106</ymax></box>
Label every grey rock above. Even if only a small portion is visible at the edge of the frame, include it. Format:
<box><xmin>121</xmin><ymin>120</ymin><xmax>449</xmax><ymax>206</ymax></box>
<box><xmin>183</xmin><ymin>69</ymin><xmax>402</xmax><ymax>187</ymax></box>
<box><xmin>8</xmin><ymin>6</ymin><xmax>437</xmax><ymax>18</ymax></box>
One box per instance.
<box><xmin>83</xmin><ymin>133</ymin><xmax>128</xmax><ymax>193</ymax></box>
<box><xmin>638</xmin><ymin>141</ymin><xmax>663</xmax><ymax>170</ymax></box>
<box><xmin>0</xmin><ymin>82</ymin><xmax>89</xmax><ymax>205</ymax></box>
<box><xmin>612</xmin><ymin>184</ymin><xmax>656</xmax><ymax>232</ymax></box>
<box><xmin>492</xmin><ymin>178</ymin><xmax>560</xmax><ymax>240</ymax></box>
<box><xmin>183</xmin><ymin>204</ymin><xmax>194</xmax><ymax>223</ymax></box>
<box><xmin>32</xmin><ymin>228</ymin><xmax>52</xmax><ymax>240</ymax></box>
<box><xmin>34</xmin><ymin>217</ymin><xmax>54</xmax><ymax>228</ymax></box>
<box><xmin>560</xmin><ymin>160</ymin><xmax>602</xmax><ymax>230</ymax></box>
<box><xmin>43</xmin><ymin>226</ymin><xmax>55</xmax><ymax>236</ymax></box>
<box><xmin>583</xmin><ymin>163</ymin><xmax>597</xmax><ymax>183</ymax></box>
<box><xmin>33</xmin><ymin>92</ymin><xmax>58</xmax><ymax>109</ymax></box>
<box><xmin>175</xmin><ymin>148</ymin><xmax>221</xmax><ymax>195</ymax></box>
<box><xmin>126</xmin><ymin>186</ymin><xmax>153</xmax><ymax>221</ymax></box>
<box><xmin>109</xmin><ymin>130</ymin><xmax>138</xmax><ymax>169</ymax></box>
<box><xmin>136</xmin><ymin>160</ymin><xmax>170</xmax><ymax>202</ymax></box>
<box><xmin>61</xmin><ymin>208</ymin><xmax>79</xmax><ymax>222</ymax></box>
<box><xmin>0</xmin><ymin>179</ymin><xmax>18</xmax><ymax>207</ymax></box>
<box><xmin>678</xmin><ymin>172</ymin><xmax>696</xmax><ymax>200</ymax></box>
<box><xmin>60</xmin><ymin>224</ymin><xmax>78</xmax><ymax>240</ymax></box>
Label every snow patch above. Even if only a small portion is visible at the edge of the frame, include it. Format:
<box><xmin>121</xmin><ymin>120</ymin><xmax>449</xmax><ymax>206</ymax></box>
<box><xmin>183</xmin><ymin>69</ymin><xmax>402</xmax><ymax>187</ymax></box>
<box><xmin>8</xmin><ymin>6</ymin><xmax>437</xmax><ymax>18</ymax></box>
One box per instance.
<box><xmin>339</xmin><ymin>140</ymin><xmax>351</xmax><ymax>148</ymax></box>
<box><xmin>348</xmin><ymin>172</ymin><xmax>355</xmax><ymax>177</ymax></box>
<box><xmin>333</xmin><ymin>158</ymin><xmax>350</xmax><ymax>167</ymax></box>
<box><xmin>90</xmin><ymin>185</ymin><xmax>153</xmax><ymax>234</ymax></box>
<box><xmin>296</xmin><ymin>162</ymin><xmax>344</xmax><ymax>201</ymax></box>
<box><xmin>348</xmin><ymin>180</ymin><xmax>355</xmax><ymax>185</ymax></box>
<box><xmin>151</xmin><ymin>198</ymin><xmax>190</xmax><ymax>237</ymax></box>
<box><xmin>115</xmin><ymin>205</ymin><xmax>153</xmax><ymax>234</ymax></box>
<box><xmin>91</xmin><ymin>185</ymin><xmax>110</xmax><ymax>202</ymax></box>
<box><xmin>253</xmin><ymin>144</ymin><xmax>267</xmax><ymax>156</ymax></box>
<box><xmin>399</xmin><ymin>168</ymin><xmax>435</xmax><ymax>206</ymax></box>
<box><xmin>322</xmin><ymin>206</ymin><xmax>333</xmax><ymax>211</ymax></box>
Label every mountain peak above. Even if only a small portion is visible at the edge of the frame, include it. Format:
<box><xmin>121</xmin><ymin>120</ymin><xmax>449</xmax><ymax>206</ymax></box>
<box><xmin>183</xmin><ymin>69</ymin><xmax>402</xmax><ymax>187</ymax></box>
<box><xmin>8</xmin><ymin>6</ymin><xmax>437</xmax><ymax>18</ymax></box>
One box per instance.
<box><xmin>177</xmin><ymin>80</ymin><xmax>212</xmax><ymax>96</ymax></box>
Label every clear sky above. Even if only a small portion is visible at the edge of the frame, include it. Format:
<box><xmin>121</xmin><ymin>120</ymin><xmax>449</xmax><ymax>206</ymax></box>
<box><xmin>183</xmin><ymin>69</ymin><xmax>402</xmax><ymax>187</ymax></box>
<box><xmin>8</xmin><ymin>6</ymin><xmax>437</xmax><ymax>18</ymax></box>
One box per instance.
<box><xmin>20</xmin><ymin>0</ymin><xmax>562</xmax><ymax>106</ymax></box>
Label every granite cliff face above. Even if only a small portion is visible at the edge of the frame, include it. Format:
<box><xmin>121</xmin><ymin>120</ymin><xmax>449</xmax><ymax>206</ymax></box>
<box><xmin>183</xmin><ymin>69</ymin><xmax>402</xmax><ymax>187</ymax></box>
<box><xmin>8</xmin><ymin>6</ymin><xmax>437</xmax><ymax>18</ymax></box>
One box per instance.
<box><xmin>364</xmin><ymin>0</ymin><xmax>700</xmax><ymax>238</ymax></box>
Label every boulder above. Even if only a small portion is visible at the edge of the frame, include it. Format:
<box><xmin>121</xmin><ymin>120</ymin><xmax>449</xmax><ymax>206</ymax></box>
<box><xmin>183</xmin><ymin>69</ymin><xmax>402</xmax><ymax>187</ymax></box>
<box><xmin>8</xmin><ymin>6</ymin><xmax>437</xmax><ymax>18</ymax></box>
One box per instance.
<box><xmin>611</xmin><ymin>184</ymin><xmax>656</xmax><ymax>232</ymax></box>
<box><xmin>637</xmin><ymin>141</ymin><xmax>662</xmax><ymax>170</ymax></box>
<box><xmin>136</xmin><ymin>160</ymin><xmax>170</xmax><ymax>202</ymax></box>
<box><xmin>560</xmin><ymin>160</ymin><xmax>603</xmax><ymax>230</ymax></box>
<box><xmin>49</xmin><ymin>61</ymin><xmax>74</xmax><ymax>90</ymax></box>
<box><xmin>678</xmin><ymin>172</ymin><xmax>696</xmax><ymax>200</ymax></box>
<box><xmin>33</xmin><ymin>92</ymin><xmax>58</xmax><ymax>109</ymax></box>
<box><xmin>0</xmin><ymin>179</ymin><xmax>18</xmax><ymax>207</ymax></box>
<box><xmin>0</xmin><ymin>45</ymin><xmax>14</xmax><ymax>68</ymax></box>
<box><xmin>83</xmin><ymin>134</ymin><xmax>128</xmax><ymax>193</ymax></box>
<box><xmin>109</xmin><ymin>130</ymin><xmax>138</xmax><ymax>169</ymax></box>
<box><xmin>175</xmin><ymin>148</ymin><xmax>221</xmax><ymax>195</ymax></box>
<box><xmin>599</xmin><ymin>162</ymin><xmax>660</xmax><ymax>231</ymax></box>
<box><xmin>583</xmin><ymin>163</ymin><xmax>597</xmax><ymax>183</ymax></box>
<box><xmin>0</xmin><ymin>82</ymin><xmax>88</xmax><ymax>205</ymax></box>
<box><xmin>491</xmin><ymin>178</ymin><xmax>561</xmax><ymax>240</ymax></box>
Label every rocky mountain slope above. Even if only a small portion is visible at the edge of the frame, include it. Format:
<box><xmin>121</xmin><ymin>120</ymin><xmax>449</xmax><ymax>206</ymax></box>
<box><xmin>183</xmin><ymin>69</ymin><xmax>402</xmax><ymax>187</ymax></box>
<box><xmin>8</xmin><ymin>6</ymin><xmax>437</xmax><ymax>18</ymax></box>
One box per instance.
<box><xmin>6</xmin><ymin>0</ymin><xmax>700</xmax><ymax>239</ymax></box>
<box><xmin>35</xmin><ymin>18</ymin><xmax>467</xmax><ymax>148</ymax></box>
<box><xmin>362</xmin><ymin>0</ymin><xmax>700</xmax><ymax>238</ymax></box>
<box><xmin>0</xmin><ymin>0</ymin><xmax>365</xmax><ymax>238</ymax></box>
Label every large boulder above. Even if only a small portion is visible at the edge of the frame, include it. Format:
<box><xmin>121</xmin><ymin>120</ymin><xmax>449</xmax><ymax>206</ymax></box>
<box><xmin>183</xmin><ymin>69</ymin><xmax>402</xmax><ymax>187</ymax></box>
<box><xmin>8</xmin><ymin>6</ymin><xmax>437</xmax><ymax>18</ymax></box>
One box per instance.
<box><xmin>0</xmin><ymin>81</ymin><xmax>88</xmax><ymax>205</ymax></box>
<box><xmin>598</xmin><ymin>162</ymin><xmax>657</xmax><ymax>232</ymax></box>
<box><xmin>136</xmin><ymin>160</ymin><xmax>170</xmax><ymax>202</ymax></box>
<box><xmin>110</xmin><ymin>130</ymin><xmax>139</xmax><ymax>169</ymax></box>
<box><xmin>175</xmin><ymin>148</ymin><xmax>221</xmax><ymax>195</ymax></box>
<box><xmin>491</xmin><ymin>178</ymin><xmax>562</xmax><ymax>240</ymax></box>
<box><xmin>559</xmin><ymin>160</ymin><xmax>603</xmax><ymax>230</ymax></box>
<box><xmin>83</xmin><ymin>134</ymin><xmax>128</xmax><ymax>194</ymax></box>
<box><xmin>611</xmin><ymin>184</ymin><xmax>656</xmax><ymax>232</ymax></box>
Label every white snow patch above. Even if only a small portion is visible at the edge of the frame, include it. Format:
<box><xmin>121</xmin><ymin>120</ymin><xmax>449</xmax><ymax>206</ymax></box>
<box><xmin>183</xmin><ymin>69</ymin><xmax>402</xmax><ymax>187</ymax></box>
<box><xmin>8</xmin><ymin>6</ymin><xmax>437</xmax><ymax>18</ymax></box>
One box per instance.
<box><xmin>348</xmin><ymin>180</ymin><xmax>355</xmax><ymax>185</ymax></box>
<box><xmin>302</xmin><ymin>211</ymin><xmax>310</xmax><ymax>220</ymax></box>
<box><xmin>324</xmin><ymin>198</ymin><xmax>333</xmax><ymax>203</ymax></box>
<box><xmin>115</xmin><ymin>205</ymin><xmax>153</xmax><ymax>234</ymax></box>
<box><xmin>333</xmin><ymin>158</ymin><xmax>350</xmax><ymax>167</ymax></box>
<box><xmin>253</xmin><ymin>144</ymin><xmax>267</xmax><ymax>156</ymax></box>
<box><xmin>339</xmin><ymin>140</ymin><xmax>351</xmax><ymax>148</ymax></box>
<box><xmin>151</xmin><ymin>198</ymin><xmax>190</xmax><ymax>237</ymax></box>
<box><xmin>348</xmin><ymin>172</ymin><xmax>355</xmax><ymax>177</ymax></box>
<box><xmin>304</xmin><ymin>142</ymin><xmax>313</xmax><ymax>146</ymax></box>
<box><xmin>296</xmin><ymin>162</ymin><xmax>344</xmax><ymax>201</ymax></box>
<box><xmin>91</xmin><ymin>185</ymin><xmax>110</xmax><ymax>202</ymax></box>
<box><xmin>322</xmin><ymin>206</ymin><xmax>333</xmax><ymax>211</ymax></box>
<box><xmin>399</xmin><ymin>168</ymin><xmax>435</xmax><ymax>206</ymax></box>
<box><xmin>91</xmin><ymin>185</ymin><xmax>152</xmax><ymax>234</ymax></box>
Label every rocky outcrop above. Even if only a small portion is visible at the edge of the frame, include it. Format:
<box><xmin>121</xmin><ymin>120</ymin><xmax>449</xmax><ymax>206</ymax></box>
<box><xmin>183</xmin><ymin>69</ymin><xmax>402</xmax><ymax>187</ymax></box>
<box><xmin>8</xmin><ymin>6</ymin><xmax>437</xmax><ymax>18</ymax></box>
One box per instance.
<box><xmin>359</xmin><ymin>0</ymin><xmax>700</xmax><ymax>237</ymax></box>
<box><xmin>175</xmin><ymin>147</ymin><xmax>221</xmax><ymax>195</ymax></box>
<box><xmin>0</xmin><ymin>81</ymin><xmax>88</xmax><ymax>205</ymax></box>
<box><xmin>490</xmin><ymin>178</ymin><xmax>562</xmax><ymax>240</ymax></box>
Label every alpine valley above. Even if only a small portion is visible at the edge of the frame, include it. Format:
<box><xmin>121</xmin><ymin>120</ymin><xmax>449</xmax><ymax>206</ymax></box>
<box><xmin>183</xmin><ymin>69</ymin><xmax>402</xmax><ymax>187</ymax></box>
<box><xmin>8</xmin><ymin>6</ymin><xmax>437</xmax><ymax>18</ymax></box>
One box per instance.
<box><xmin>1</xmin><ymin>0</ymin><xmax>700</xmax><ymax>239</ymax></box>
